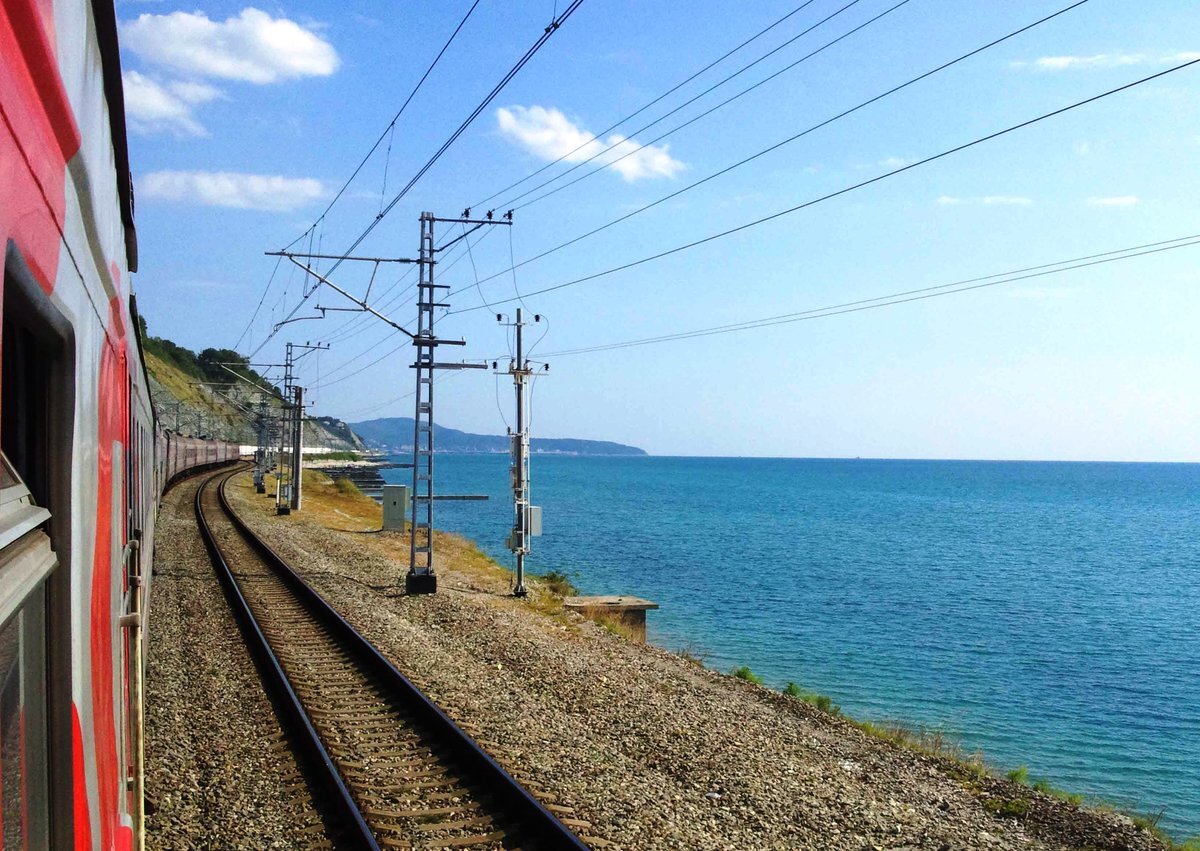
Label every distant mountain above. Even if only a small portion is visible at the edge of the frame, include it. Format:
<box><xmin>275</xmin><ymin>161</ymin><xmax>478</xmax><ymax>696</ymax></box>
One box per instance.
<box><xmin>350</xmin><ymin>417</ymin><xmax>647</xmax><ymax>456</ymax></box>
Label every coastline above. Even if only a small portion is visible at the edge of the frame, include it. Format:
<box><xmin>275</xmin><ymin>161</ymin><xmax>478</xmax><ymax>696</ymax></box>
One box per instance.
<box><xmin>225</xmin><ymin>467</ymin><xmax>1179</xmax><ymax>849</ymax></box>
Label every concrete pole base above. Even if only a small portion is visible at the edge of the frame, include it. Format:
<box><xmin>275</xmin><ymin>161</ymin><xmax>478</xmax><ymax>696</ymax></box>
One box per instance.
<box><xmin>405</xmin><ymin>571</ymin><xmax>437</xmax><ymax>595</ymax></box>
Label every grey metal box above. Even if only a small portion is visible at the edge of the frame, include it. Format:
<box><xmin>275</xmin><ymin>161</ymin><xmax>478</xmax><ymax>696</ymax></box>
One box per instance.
<box><xmin>382</xmin><ymin>485</ymin><xmax>410</xmax><ymax>531</ymax></box>
<box><xmin>527</xmin><ymin>505</ymin><xmax>542</xmax><ymax>537</ymax></box>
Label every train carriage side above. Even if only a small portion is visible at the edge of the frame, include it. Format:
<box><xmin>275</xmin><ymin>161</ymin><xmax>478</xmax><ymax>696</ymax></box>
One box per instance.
<box><xmin>1</xmin><ymin>0</ymin><xmax>238</xmax><ymax>848</ymax></box>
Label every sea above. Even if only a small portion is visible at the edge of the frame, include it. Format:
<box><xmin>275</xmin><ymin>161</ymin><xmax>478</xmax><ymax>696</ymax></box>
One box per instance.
<box><xmin>380</xmin><ymin>455</ymin><xmax>1199</xmax><ymax>837</ymax></box>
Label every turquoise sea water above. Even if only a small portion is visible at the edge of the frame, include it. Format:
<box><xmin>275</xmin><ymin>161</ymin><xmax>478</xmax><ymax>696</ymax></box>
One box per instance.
<box><xmin>382</xmin><ymin>456</ymin><xmax>1200</xmax><ymax>837</ymax></box>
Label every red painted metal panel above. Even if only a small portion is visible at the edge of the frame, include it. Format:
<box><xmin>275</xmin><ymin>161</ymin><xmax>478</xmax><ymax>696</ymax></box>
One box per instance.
<box><xmin>0</xmin><ymin>0</ymin><xmax>81</xmax><ymax>292</ymax></box>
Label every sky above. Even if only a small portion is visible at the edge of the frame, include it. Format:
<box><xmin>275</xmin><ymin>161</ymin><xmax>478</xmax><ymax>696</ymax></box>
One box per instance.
<box><xmin>118</xmin><ymin>0</ymin><xmax>1200</xmax><ymax>460</ymax></box>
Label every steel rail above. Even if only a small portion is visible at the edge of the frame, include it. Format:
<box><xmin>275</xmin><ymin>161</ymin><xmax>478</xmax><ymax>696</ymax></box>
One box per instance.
<box><xmin>195</xmin><ymin>467</ymin><xmax>378</xmax><ymax>849</ymax></box>
<box><xmin>201</xmin><ymin>466</ymin><xmax>591</xmax><ymax>850</ymax></box>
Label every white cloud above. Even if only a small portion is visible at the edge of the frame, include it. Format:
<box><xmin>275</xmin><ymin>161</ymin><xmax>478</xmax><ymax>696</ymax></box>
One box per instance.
<box><xmin>140</xmin><ymin>170</ymin><xmax>326</xmax><ymax>211</ymax></box>
<box><xmin>496</xmin><ymin>105</ymin><xmax>685</xmax><ymax>182</ymax></box>
<box><xmin>1015</xmin><ymin>51</ymin><xmax>1200</xmax><ymax>71</ymax></box>
<box><xmin>1088</xmin><ymin>195</ymin><xmax>1140</xmax><ymax>207</ymax></box>
<box><xmin>121</xmin><ymin>7</ymin><xmax>339</xmax><ymax>84</ymax></box>
<box><xmin>937</xmin><ymin>195</ymin><xmax>1033</xmax><ymax>206</ymax></box>
<box><xmin>122</xmin><ymin>71</ymin><xmax>221</xmax><ymax>136</ymax></box>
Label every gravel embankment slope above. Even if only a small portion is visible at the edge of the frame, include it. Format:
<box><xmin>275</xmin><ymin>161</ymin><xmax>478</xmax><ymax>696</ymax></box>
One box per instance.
<box><xmin>146</xmin><ymin>471</ymin><xmax>331</xmax><ymax>849</ymax></box>
<box><xmin>224</xmin><ymin>471</ymin><xmax>1166</xmax><ymax>851</ymax></box>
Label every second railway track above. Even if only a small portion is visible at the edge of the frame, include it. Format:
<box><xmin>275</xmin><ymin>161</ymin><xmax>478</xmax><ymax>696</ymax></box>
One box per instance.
<box><xmin>195</xmin><ymin>466</ymin><xmax>591</xmax><ymax>851</ymax></box>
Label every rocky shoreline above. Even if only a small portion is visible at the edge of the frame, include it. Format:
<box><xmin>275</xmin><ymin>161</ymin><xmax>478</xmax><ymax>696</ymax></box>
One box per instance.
<box><xmin>205</xmin><ymin>469</ymin><xmax>1167</xmax><ymax>850</ymax></box>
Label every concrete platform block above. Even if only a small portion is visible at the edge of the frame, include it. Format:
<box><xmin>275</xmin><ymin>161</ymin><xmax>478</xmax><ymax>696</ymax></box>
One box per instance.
<box><xmin>563</xmin><ymin>595</ymin><xmax>659</xmax><ymax>642</ymax></box>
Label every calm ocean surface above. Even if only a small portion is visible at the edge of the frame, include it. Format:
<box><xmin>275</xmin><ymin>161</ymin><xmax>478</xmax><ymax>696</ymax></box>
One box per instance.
<box><xmin>381</xmin><ymin>456</ymin><xmax>1199</xmax><ymax>836</ymax></box>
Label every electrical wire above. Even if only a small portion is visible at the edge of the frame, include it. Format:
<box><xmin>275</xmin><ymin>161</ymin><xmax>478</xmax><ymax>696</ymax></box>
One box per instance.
<box><xmin>507</xmin><ymin>226</ymin><xmax>531</xmax><ymax>313</ymax></box>
<box><xmin>234</xmin><ymin>253</ymin><xmax>283</xmax><ymax>350</ymax></box>
<box><xmin>454</xmin><ymin>55</ymin><xmax>1200</xmax><ymax>313</ymax></box>
<box><xmin>538</xmin><ymin>234</ymin><xmax>1200</xmax><ymax>357</ymax></box>
<box><xmin>471</xmin><ymin>0</ymin><xmax>823</xmax><ymax>208</ymax></box>
<box><xmin>338</xmin><ymin>369</ymin><xmax>468</xmax><ymax>419</ymax></box>
<box><xmin>252</xmin><ymin>0</ymin><xmax>584</xmax><ymax>358</ymax></box>
<box><xmin>310</xmin><ymin>237</ymin><xmax>490</xmax><ymax>381</ymax></box>
<box><xmin>283</xmin><ymin>0</ymin><xmax>484</xmax><ymax>251</ymax></box>
<box><xmin>497</xmin><ymin>0</ymin><xmax>897</xmax><ymax>212</ymax></box>
<box><xmin>449</xmin><ymin>0</ymin><xmax>1091</xmax><ymax>299</ymax></box>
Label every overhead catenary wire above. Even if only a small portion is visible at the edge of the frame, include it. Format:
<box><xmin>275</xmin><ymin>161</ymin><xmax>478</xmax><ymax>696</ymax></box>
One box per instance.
<box><xmin>233</xmin><ymin>252</ymin><xmax>284</xmax><ymax>351</ymax></box>
<box><xmin>320</xmin><ymin>222</ymin><xmax>498</xmax><ymax>347</ymax></box>
<box><xmin>284</xmin><ymin>0</ymin><xmax>484</xmax><ymax>251</ymax></box>
<box><xmin>311</xmin><ymin>238</ymin><xmax>491</xmax><ymax>382</ymax></box>
<box><xmin>450</xmin><ymin>0</ymin><xmax>1092</xmax><ymax>300</ymax></box>
<box><xmin>495</xmin><ymin>0</ymin><xmax>902</xmax><ymax>212</ymax></box>
<box><xmin>453</xmin><ymin>55</ymin><xmax>1200</xmax><ymax>314</ymax></box>
<box><xmin>240</xmin><ymin>0</ymin><xmax>481</xmax><ymax>353</ymax></box>
<box><xmin>251</xmin><ymin>0</ymin><xmax>585</xmax><ymax>359</ymax></box>
<box><xmin>336</xmin><ymin>369</ymin><xmax>469</xmax><ymax>419</ymax></box>
<box><xmin>471</xmin><ymin>0</ymin><xmax>823</xmax><ymax>208</ymax></box>
<box><xmin>537</xmin><ymin>234</ymin><xmax>1200</xmax><ymax>357</ymax></box>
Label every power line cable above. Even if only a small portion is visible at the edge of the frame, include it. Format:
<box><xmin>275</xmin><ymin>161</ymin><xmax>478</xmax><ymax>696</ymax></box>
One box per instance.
<box><xmin>450</xmin><ymin>0</ymin><xmax>1091</xmax><ymax>299</ymax></box>
<box><xmin>234</xmin><ymin>252</ymin><xmax>284</xmax><ymax>350</ymax></box>
<box><xmin>496</xmin><ymin>0</ymin><xmax>896</xmax><ymax>211</ymax></box>
<box><xmin>285</xmin><ymin>0</ymin><xmax>484</xmax><ymax>250</ymax></box>
<box><xmin>472</xmin><ymin>0</ymin><xmax>823</xmax><ymax>208</ymax></box>
<box><xmin>253</xmin><ymin>0</ymin><xmax>585</xmax><ymax>358</ymax></box>
<box><xmin>538</xmin><ymin>234</ymin><xmax>1200</xmax><ymax>356</ymax></box>
<box><xmin>454</xmin><ymin>55</ymin><xmax>1199</xmax><ymax>313</ymax></box>
<box><xmin>242</xmin><ymin>1</ymin><xmax>482</xmax><ymax>352</ymax></box>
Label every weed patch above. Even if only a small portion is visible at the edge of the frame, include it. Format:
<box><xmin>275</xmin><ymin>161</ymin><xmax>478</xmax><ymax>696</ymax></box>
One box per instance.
<box><xmin>984</xmin><ymin>797</ymin><xmax>1030</xmax><ymax>819</ymax></box>
<box><xmin>783</xmin><ymin>683</ymin><xmax>840</xmax><ymax>715</ymax></box>
<box><xmin>731</xmin><ymin>665</ymin><xmax>763</xmax><ymax>685</ymax></box>
<box><xmin>539</xmin><ymin>570</ymin><xmax>578</xmax><ymax>597</ymax></box>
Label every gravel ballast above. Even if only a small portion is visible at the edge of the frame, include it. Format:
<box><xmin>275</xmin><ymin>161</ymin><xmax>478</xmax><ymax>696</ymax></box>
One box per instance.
<box><xmin>217</xmin><ymin>471</ymin><xmax>1167</xmax><ymax>851</ymax></box>
<box><xmin>145</xmin><ymin>471</ymin><xmax>331</xmax><ymax>849</ymax></box>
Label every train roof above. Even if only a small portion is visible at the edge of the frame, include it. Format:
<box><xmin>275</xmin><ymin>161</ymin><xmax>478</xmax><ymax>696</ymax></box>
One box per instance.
<box><xmin>92</xmin><ymin>0</ymin><xmax>138</xmax><ymax>272</ymax></box>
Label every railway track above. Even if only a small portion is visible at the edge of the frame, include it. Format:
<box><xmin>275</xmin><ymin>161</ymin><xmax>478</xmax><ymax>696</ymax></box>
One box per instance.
<box><xmin>194</xmin><ymin>467</ymin><xmax>591</xmax><ymax>850</ymax></box>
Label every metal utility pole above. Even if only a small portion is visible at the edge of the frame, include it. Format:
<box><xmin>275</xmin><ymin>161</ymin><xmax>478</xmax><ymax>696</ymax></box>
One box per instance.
<box><xmin>291</xmin><ymin>386</ymin><xmax>304</xmax><ymax>510</ymax></box>
<box><xmin>274</xmin><ymin>342</ymin><xmax>327</xmax><ymax>514</ymax></box>
<box><xmin>254</xmin><ymin>400</ymin><xmax>269</xmax><ymax>493</ymax></box>
<box><xmin>266</xmin><ymin>213</ymin><xmax>509</xmax><ymax>594</ymax></box>
<box><xmin>276</xmin><ymin>391</ymin><xmax>292</xmax><ymax>514</ymax></box>
<box><xmin>407</xmin><ymin>210</ymin><xmax>509</xmax><ymax>595</ymax></box>
<box><xmin>498</xmin><ymin>309</ymin><xmax>546</xmax><ymax>596</ymax></box>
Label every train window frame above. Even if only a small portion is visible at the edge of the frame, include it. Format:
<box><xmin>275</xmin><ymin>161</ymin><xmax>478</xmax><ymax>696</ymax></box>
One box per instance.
<box><xmin>0</xmin><ymin>453</ymin><xmax>51</xmax><ymax>551</ymax></box>
<box><xmin>3</xmin><ymin>243</ymin><xmax>76</xmax><ymax>848</ymax></box>
<box><xmin>0</xmin><ymin>456</ymin><xmax>56</xmax><ymax>627</ymax></box>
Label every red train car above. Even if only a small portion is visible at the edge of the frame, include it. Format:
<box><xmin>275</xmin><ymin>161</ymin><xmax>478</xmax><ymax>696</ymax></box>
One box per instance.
<box><xmin>2</xmin><ymin>0</ymin><xmax>237</xmax><ymax>847</ymax></box>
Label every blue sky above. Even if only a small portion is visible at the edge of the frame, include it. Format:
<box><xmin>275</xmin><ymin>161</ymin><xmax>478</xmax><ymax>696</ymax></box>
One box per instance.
<box><xmin>120</xmin><ymin>0</ymin><xmax>1200</xmax><ymax>459</ymax></box>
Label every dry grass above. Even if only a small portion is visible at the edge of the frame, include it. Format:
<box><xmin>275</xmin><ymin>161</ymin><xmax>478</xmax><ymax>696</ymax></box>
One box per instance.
<box><xmin>236</xmin><ymin>469</ymin><xmax>610</xmax><ymax>644</ymax></box>
<box><xmin>255</xmin><ymin>469</ymin><xmax>516</xmax><ymax>592</ymax></box>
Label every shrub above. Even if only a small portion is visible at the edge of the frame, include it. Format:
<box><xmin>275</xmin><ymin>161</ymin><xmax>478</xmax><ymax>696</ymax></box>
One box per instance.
<box><xmin>731</xmin><ymin>665</ymin><xmax>763</xmax><ymax>685</ymax></box>
<box><xmin>1007</xmin><ymin>765</ymin><xmax>1030</xmax><ymax>785</ymax></box>
<box><xmin>334</xmin><ymin>478</ymin><xmax>362</xmax><ymax>496</ymax></box>
<box><xmin>783</xmin><ymin>683</ymin><xmax>841</xmax><ymax>716</ymax></box>
<box><xmin>984</xmin><ymin>797</ymin><xmax>1030</xmax><ymax>818</ymax></box>
<box><xmin>539</xmin><ymin>570</ymin><xmax>577</xmax><ymax>597</ymax></box>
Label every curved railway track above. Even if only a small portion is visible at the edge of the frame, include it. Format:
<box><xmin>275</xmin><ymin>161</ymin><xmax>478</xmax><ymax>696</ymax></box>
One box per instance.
<box><xmin>194</xmin><ymin>466</ymin><xmax>591</xmax><ymax>850</ymax></box>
